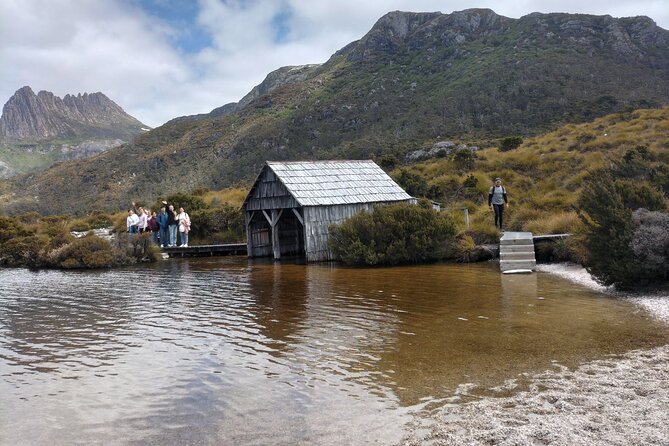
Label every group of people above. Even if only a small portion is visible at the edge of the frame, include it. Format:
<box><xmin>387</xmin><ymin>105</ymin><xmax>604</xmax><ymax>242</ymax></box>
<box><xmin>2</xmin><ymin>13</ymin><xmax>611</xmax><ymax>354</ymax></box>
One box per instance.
<box><xmin>126</xmin><ymin>201</ymin><xmax>191</xmax><ymax>247</ymax></box>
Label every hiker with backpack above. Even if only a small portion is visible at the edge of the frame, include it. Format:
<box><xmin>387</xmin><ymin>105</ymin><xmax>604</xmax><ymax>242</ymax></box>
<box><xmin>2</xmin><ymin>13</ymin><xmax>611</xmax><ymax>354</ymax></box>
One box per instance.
<box><xmin>488</xmin><ymin>177</ymin><xmax>509</xmax><ymax>230</ymax></box>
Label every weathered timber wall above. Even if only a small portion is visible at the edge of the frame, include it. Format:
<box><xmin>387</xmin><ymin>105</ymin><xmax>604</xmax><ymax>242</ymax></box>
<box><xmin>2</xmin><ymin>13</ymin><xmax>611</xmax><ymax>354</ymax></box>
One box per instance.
<box><xmin>246</xmin><ymin>169</ymin><xmax>300</xmax><ymax>211</ymax></box>
<box><xmin>247</xmin><ymin>211</ymin><xmax>272</xmax><ymax>257</ymax></box>
<box><xmin>303</xmin><ymin>203</ymin><xmax>375</xmax><ymax>262</ymax></box>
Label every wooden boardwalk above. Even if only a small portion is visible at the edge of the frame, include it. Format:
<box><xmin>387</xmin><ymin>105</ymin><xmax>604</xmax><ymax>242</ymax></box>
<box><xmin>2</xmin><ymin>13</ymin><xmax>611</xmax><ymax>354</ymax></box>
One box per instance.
<box><xmin>161</xmin><ymin>243</ymin><xmax>247</xmax><ymax>258</ymax></box>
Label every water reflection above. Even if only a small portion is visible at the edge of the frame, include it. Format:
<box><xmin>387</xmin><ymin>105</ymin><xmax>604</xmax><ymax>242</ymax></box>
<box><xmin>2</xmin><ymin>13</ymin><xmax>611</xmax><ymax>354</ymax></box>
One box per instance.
<box><xmin>0</xmin><ymin>270</ymin><xmax>137</xmax><ymax>374</ymax></box>
<box><xmin>0</xmin><ymin>260</ymin><xmax>668</xmax><ymax>445</ymax></box>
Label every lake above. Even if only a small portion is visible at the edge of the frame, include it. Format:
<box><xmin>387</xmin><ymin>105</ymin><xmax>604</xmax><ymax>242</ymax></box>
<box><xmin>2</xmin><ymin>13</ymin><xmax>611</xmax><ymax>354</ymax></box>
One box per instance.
<box><xmin>1</xmin><ymin>259</ymin><xmax>667</xmax><ymax>445</ymax></box>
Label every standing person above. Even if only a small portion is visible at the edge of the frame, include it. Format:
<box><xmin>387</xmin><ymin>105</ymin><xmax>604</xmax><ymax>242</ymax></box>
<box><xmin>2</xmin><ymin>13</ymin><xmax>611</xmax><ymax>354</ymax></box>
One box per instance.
<box><xmin>126</xmin><ymin>209</ymin><xmax>139</xmax><ymax>240</ymax></box>
<box><xmin>177</xmin><ymin>207</ymin><xmax>191</xmax><ymax>247</ymax></box>
<box><xmin>488</xmin><ymin>177</ymin><xmax>509</xmax><ymax>230</ymax></box>
<box><xmin>157</xmin><ymin>206</ymin><xmax>169</xmax><ymax>248</ymax></box>
<box><xmin>147</xmin><ymin>211</ymin><xmax>160</xmax><ymax>244</ymax></box>
<box><xmin>137</xmin><ymin>207</ymin><xmax>148</xmax><ymax>234</ymax></box>
<box><xmin>163</xmin><ymin>201</ymin><xmax>178</xmax><ymax>247</ymax></box>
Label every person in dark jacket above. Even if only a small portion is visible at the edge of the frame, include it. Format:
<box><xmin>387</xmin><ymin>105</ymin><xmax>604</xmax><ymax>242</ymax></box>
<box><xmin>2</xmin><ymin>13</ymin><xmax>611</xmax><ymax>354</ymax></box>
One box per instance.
<box><xmin>162</xmin><ymin>201</ymin><xmax>178</xmax><ymax>247</ymax></box>
<box><xmin>488</xmin><ymin>177</ymin><xmax>509</xmax><ymax>230</ymax></box>
<box><xmin>147</xmin><ymin>211</ymin><xmax>160</xmax><ymax>244</ymax></box>
<box><xmin>157</xmin><ymin>206</ymin><xmax>169</xmax><ymax>247</ymax></box>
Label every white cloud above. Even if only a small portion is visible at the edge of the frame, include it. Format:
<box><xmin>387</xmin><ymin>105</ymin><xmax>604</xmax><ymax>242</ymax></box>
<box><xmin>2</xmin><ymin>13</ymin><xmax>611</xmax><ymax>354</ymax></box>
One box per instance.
<box><xmin>0</xmin><ymin>0</ymin><xmax>667</xmax><ymax>127</ymax></box>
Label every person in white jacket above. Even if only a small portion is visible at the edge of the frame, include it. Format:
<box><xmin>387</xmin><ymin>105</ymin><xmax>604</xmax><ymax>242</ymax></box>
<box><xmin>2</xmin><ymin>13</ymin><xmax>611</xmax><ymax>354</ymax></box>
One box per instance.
<box><xmin>126</xmin><ymin>210</ymin><xmax>139</xmax><ymax>240</ymax></box>
<box><xmin>177</xmin><ymin>207</ymin><xmax>191</xmax><ymax>247</ymax></box>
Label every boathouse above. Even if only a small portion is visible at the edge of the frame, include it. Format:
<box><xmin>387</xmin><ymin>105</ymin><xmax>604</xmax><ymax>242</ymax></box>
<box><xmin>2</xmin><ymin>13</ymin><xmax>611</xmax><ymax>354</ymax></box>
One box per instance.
<box><xmin>243</xmin><ymin>160</ymin><xmax>413</xmax><ymax>261</ymax></box>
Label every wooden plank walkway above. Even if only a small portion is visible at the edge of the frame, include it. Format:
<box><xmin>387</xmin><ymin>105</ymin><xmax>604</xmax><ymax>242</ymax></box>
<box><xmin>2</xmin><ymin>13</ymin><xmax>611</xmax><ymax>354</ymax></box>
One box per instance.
<box><xmin>161</xmin><ymin>243</ymin><xmax>247</xmax><ymax>258</ymax></box>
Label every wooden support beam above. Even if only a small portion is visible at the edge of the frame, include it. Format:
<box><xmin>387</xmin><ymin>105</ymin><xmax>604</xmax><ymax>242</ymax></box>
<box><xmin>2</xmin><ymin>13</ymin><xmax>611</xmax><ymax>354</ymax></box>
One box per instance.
<box><xmin>292</xmin><ymin>208</ymin><xmax>304</xmax><ymax>226</ymax></box>
<box><xmin>262</xmin><ymin>210</ymin><xmax>272</xmax><ymax>226</ymax></box>
<box><xmin>273</xmin><ymin>209</ymin><xmax>284</xmax><ymax>226</ymax></box>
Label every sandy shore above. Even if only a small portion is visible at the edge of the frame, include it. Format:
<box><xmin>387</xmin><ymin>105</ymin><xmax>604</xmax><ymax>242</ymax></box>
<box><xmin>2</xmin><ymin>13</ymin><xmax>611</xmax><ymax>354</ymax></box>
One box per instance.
<box><xmin>399</xmin><ymin>264</ymin><xmax>669</xmax><ymax>446</ymax></box>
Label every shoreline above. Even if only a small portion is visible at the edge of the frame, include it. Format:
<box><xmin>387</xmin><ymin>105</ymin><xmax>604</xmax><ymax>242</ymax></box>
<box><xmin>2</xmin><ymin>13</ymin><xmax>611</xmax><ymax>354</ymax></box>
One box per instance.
<box><xmin>399</xmin><ymin>263</ymin><xmax>669</xmax><ymax>446</ymax></box>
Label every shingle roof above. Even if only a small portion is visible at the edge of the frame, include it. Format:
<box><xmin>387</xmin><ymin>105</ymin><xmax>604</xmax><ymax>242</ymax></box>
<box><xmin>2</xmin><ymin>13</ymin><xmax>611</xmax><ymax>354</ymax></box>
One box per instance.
<box><xmin>266</xmin><ymin>160</ymin><xmax>412</xmax><ymax>206</ymax></box>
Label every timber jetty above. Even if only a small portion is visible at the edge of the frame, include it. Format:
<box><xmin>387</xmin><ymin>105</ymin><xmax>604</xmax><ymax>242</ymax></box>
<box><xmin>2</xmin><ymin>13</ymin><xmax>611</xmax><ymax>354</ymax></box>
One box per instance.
<box><xmin>161</xmin><ymin>243</ymin><xmax>247</xmax><ymax>258</ymax></box>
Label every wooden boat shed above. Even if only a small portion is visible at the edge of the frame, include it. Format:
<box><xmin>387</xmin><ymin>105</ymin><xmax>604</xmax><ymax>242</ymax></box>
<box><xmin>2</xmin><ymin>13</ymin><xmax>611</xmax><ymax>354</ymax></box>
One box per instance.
<box><xmin>242</xmin><ymin>160</ymin><xmax>413</xmax><ymax>261</ymax></box>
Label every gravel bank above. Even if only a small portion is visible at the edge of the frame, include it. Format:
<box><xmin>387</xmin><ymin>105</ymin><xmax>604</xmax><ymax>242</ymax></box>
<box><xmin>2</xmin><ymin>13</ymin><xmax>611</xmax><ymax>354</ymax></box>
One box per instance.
<box><xmin>400</xmin><ymin>345</ymin><xmax>669</xmax><ymax>446</ymax></box>
<box><xmin>399</xmin><ymin>264</ymin><xmax>669</xmax><ymax>446</ymax></box>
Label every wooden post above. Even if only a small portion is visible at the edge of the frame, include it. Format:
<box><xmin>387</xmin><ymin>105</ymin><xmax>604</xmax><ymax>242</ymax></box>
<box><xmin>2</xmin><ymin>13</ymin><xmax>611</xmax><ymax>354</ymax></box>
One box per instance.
<box><xmin>245</xmin><ymin>211</ymin><xmax>254</xmax><ymax>258</ymax></box>
<box><xmin>464</xmin><ymin>208</ymin><xmax>470</xmax><ymax>228</ymax></box>
<box><xmin>271</xmin><ymin>209</ymin><xmax>283</xmax><ymax>260</ymax></box>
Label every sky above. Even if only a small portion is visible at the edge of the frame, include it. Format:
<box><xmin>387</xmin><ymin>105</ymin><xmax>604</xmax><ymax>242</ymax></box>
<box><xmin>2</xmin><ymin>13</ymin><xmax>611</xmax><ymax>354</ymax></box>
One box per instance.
<box><xmin>1</xmin><ymin>0</ymin><xmax>667</xmax><ymax>128</ymax></box>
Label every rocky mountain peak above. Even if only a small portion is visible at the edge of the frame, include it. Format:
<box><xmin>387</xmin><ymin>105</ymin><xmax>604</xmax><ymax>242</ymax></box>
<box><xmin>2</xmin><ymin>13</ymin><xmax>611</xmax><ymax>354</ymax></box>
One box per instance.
<box><xmin>340</xmin><ymin>9</ymin><xmax>667</xmax><ymax>63</ymax></box>
<box><xmin>0</xmin><ymin>86</ymin><xmax>147</xmax><ymax>141</ymax></box>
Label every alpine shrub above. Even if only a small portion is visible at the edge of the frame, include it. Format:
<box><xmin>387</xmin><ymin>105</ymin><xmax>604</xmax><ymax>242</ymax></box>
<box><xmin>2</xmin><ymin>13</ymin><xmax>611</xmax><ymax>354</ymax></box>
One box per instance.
<box><xmin>328</xmin><ymin>203</ymin><xmax>456</xmax><ymax>266</ymax></box>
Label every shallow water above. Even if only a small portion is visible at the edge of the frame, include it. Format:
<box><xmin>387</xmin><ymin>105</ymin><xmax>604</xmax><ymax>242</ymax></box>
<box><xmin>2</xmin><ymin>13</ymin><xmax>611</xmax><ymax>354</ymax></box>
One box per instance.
<box><xmin>1</xmin><ymin>259</ymin><xmax>667</xmax><ymax>445</ymax></box>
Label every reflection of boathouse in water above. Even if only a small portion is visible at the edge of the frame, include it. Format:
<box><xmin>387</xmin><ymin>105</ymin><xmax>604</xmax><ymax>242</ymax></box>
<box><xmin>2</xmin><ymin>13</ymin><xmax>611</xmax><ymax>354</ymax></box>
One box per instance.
<box><xmin>242</xmin><ymin>160</ymin><xmax>412</xmax><ymax>261</ymax></box>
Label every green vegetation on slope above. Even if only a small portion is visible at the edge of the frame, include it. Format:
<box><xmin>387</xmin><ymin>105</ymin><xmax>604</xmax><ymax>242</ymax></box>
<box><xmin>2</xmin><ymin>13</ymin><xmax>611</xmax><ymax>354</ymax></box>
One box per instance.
<box><xmin>4</xmin><ymin>10</ymin><xmax>669</xmax><ymax>215</ymax></box>
<box><xmin>393</xmin><ymin>107</ymin><xmax>669</xmax><ymax>241</ymax></box>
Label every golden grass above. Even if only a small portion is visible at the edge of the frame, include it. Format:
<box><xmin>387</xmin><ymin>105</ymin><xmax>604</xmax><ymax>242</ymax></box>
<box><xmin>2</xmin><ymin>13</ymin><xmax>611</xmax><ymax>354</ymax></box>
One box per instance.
<box><xmin>403</xmin><ymin>106</ymin><xmax>669</xmax><ymax>238</ymax></box>
<box><xmin>523</xmin><ymin>211</ymin><xmax>583</xmax><ymax>235</ymax></box>
<box><xmin>202</xmin><ymin>187</ymin><xmax>248</xmax><ymax>208</ymax></box>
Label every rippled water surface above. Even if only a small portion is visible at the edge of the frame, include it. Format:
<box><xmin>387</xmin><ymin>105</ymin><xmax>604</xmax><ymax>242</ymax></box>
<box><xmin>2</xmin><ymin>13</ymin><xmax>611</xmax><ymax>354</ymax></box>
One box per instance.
<box><xmin>1</xmin><ymin>259</ymin><xmax>668</xmax><ymax>445</ymax></box>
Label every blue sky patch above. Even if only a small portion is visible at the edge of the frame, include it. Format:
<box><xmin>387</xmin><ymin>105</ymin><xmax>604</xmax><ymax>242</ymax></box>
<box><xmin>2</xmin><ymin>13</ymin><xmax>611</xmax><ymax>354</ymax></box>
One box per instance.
<box><xmin>130</xmin><ymin>0</ymin><xmax>213</xmax><ymax>53</ymax></box>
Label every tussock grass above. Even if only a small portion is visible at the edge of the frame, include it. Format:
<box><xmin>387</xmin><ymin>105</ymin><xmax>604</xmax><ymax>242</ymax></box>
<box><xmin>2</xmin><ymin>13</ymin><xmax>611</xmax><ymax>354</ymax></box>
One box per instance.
<box><xmin>394</xmin><ymin>107</ymin><xmax>669</xmax><ymax>241</ymax></box>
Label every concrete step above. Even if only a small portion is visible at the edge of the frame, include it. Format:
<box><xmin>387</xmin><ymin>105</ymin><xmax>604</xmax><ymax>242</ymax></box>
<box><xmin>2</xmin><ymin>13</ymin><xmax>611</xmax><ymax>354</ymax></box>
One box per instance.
<box><xmin>500</xmin><ymin>238</ymin><xmax>534</xmax><ymax>246</ymax></box>
<box><xmin>500</xmin><ymin>231</ymin><xmax>534</xmax><ymax>246</ymax></box>
<box><xmin>500</xmin><ymin>244</ymin><xmax>537</xmax><ymax>253</ymax></box>
<box><xmin>500</xmin><ymin>259</ymin><xmax>536</xmax><ymax>272</ymax></box>
<box><xmin>500</xmin><ymin>252</ymin><xmax>537</xmax><ymax>261</ymax></box>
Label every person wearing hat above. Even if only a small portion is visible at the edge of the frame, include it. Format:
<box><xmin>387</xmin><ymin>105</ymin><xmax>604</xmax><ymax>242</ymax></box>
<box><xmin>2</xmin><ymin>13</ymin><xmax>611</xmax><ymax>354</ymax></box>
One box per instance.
<box><xmin>488</xmin><ymin>177</ymin><xmax>509</xmax><ymax>230</ymax></box>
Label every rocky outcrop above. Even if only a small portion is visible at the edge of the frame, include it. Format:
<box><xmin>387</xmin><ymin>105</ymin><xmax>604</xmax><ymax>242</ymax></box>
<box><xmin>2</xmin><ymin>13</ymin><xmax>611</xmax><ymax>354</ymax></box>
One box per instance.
<box><xmin>0</xmin><ymin>86</ymin><xmax>147</xmax><ymax>141</ymax></box>
<box><xmin>406</xmin><ymin>141</ymin><xmax>479</xmax><ymax>162</ymax></box>
<box><xmin>0</xmin><ymin>160</ymin><xmax>15</xmax><ymax>179</ymax></box>
<box><xmin>211</xmin><ymin>64</ymin><xmax>321</xmax><ymax>117</ymax></box>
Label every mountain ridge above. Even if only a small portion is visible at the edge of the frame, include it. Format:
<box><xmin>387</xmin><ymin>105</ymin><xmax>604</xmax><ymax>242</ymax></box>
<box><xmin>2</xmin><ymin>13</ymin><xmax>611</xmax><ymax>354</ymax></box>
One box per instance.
<box><xmin>0</xmin><ymin>86</ymin><xmax>147</xmax><ymax>141</ymax></box>
<box><xmin>2</xmin><ymin>9</ymin><xmax>669</xmax><ymax>215</ymax></box>
<box><xmin>0</xmin><ymin>86</ymin><xmax>148</xmax><ymax>179</ymax></box>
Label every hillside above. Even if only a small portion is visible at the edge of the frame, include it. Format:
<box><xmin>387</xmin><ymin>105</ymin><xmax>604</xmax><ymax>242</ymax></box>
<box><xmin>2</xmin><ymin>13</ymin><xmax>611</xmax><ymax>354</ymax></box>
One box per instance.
<box><xmin>395</xmin><ymin>107</ymin><xmax>669</xmax><ymax>237</ymax></box>
<box><xmin>3</xmin><ymin>9</ymin><xmax>669</xmax><ymax>215</ymax></box>
<box><xmin>0</xmin><ymin>87</ymin><xmax>147</xmax><ymax>178</ymax></box>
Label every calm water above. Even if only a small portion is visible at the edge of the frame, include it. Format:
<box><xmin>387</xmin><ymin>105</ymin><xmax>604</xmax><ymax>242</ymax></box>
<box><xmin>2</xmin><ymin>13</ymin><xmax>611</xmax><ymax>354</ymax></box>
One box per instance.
<box><xmin>1</xmin><ymin>259</ymin><xmax>668</xmax><ymax>445</ymax></box>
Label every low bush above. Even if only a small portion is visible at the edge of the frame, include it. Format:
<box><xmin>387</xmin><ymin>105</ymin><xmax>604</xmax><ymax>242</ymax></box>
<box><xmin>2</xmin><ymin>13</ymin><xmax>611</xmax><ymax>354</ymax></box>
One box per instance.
<box><xmin>329</xmin><ymin>203</ymin><xmax>456</xmax><ymax>266</ymax></box>
<box><xmin>579</xmin><ymin>165</ymin><xmax>667</xmax><ymax>289</ymax></box>
<box><xmin>393</xmin><ymin>169</ymin><xmax>429</xmax><ymax>198</ymax></box>
<box><xmin>157</xmin><ymin>192</ymin><xmax>209</xmax><ymax>213</ymax></box>
<box><xmin>51</xmin><ymin>235</ymin><xmax>132</xmax><ymax>269</ymax></box>
<box><xmin>499</xmin><ymin>136</ymin><xmax>523</xmax><ymax>152</ymax></box>
<box><xmin>0</xmin><ymin>216</ymin><xmax>33</xmax><ymax>243</ymax></box>
<box><xmin>0</xmin><ymin>236</ymin><xmax>46</xmax><ymax>268</ymax></box>
<box><xmin>69</xmin><ymin>211</ymin><xmax>113</xmax><ymax>232</ymax></box>
<box><xmin>189</xmin><ymin>205</ymin><xmax>245</xmax><ymax>243</ymax></box>
<box><xmin>630</xmin><ymin>209</ymin><xmax>669</xmax><ymax>282</ymax></box>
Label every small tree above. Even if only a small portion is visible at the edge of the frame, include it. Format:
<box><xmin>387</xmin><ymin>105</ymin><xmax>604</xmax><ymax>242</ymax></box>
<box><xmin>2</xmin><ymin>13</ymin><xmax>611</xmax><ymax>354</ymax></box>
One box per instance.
<box><xmin>499</xmin><ymin>136</ymin><xmax>523</xmax><ymax>152</ymax></box>
<box><xmin>393</xmin><ymin>169</ymin><xmax>429</xmax><ymax>197</ymax></box>
<box><xmin>453</xmin><ymin>149</ymin><xmax>476</xmax><ymax>171</ymax></box>
<box><xmin>378</xmin><ymin>154</ymin><xmax>399</xmax><ymax>171</ymax></box>
<box><xmin>579</xmin><ymin>167</ymin><xmax>667</xmax><ymax>288</ymax></box>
